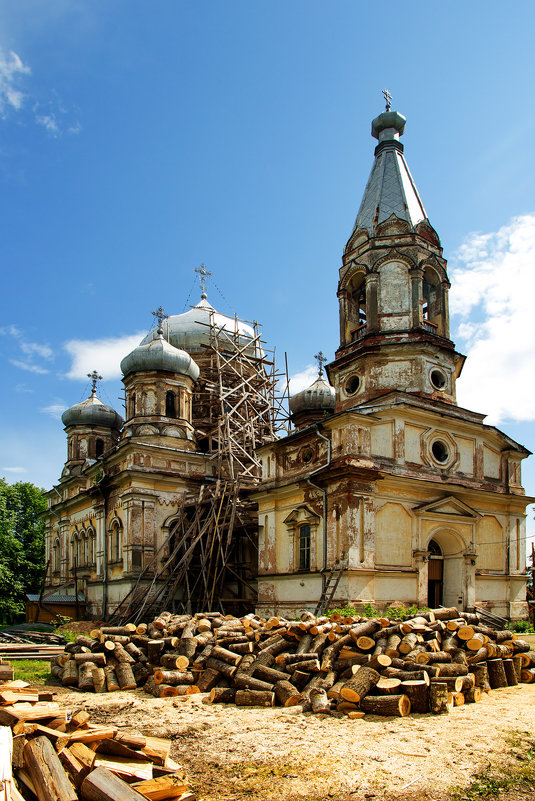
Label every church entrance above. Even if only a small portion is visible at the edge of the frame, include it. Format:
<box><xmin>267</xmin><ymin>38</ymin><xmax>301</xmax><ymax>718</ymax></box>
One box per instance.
<box><xmin>427</xmin><ymin>538</ymin><xmax>443</xmax><ymax>607</ymax></box>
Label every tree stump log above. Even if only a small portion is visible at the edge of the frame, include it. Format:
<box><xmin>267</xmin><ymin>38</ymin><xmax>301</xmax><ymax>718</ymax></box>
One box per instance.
<box><xmin>209</xmin><ymin>688</ymin><xmax>236</xmax><ymax>704</ymax></box>
<box><xmin>487</xmin><ymin>659</ymin><xmax>508</xmax><ymax>689</ymax></box>
<box><xmin>374</xmin><ymin>677</ymin><xmax>402</xmax><ymax>695</ymax></box>
<box><xmin>472</xmin><ymin>663</ymin><xmax>491</xmax><ymax>692</ymax></box>
<box><xmin>503</xmin><ymin>659</ymin><xmax>518</xmax><ymax>686</ymax></box>
<box><xmin>429</xmin><ymin>682</ymin><xmax>451</xmax><ymax>714</ymax></box>
<box><xmin>78</xmin><ymin>662</ymin><xmax>97</xmax><ymax>691</ymax></box>
<box><xmin>358</xmin><ymin>694</ymin><xmax>411</xmax><ymax>717</ymax></box>
<box><xmin>115</xmin><ymin>662</ymin><xmax>136</xmax><ymax>690</ymax></box>
<box><xmin>92</xmin><ymin>667</ymin><xmax>106</xmax><ymax>694</ymax></box>
<box><xmin>309</xmin><ymin>687</ymin><xmax>332</xmax><ymax>714</ymax></box>
<box><xmin>400</xmin><ymin>680</ymin><xmax>429</xmax><ymax>713</ymax></box>
<box><xmin>464</xmin><ymin>686</ymin><xmax>482</xmax><ymax>703</ymax></box>
<box><xmin>80</xmin><ymin>765</ymin><xmax>148</xmax><ymax>801</ymax></box>
<box><xmin>436</xmin><ymin>664</ymin><xmax>468</xmax><ymax>677</ymax></box>
<box><xmin>430</xmin><ymin>676</ymin><xmax>463</xmax><ymax>692</ymax></box>
<box><xmin>61</xmin><ymin>661</ymin><xmax>79</xmax><ymax>687</ymax></box>
<box><xmin>512</xmin><ymin>655</ymin><xmax>523</xmax><ymax>681</ymax></box>
<box><xmin>104</xmin><ymin>666</ymin><xmax>119</xmax><ymax>692</ymax></box>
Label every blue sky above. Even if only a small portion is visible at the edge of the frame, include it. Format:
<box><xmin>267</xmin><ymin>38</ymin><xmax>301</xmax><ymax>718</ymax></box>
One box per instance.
<box><xmin>1</xmin><ymin>1</ymin><xmax>535</xmax><ymax>552</ymax></box>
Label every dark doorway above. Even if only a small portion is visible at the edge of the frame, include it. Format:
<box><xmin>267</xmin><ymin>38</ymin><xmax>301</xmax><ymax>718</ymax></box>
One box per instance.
<box><xmin>427</xmin><ymin>539</ymin><xmax>443</xmax><ymax>607</ymax></box>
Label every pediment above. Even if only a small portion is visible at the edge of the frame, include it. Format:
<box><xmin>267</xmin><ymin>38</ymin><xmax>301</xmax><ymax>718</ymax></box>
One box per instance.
<box><xmin>283</xmin><ymin>505</ymin><xmax>320</xmax><ymax>526</ymax></box>
<box><xmin>413</xmin><ymin>495</ymin><xmax>481</xmax><ymax>520</ymax></box>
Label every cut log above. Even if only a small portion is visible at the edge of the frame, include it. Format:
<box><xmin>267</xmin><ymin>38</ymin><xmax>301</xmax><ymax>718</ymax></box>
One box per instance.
<box><xmin>472</xmin><ymin>663</ymin><xmax>491</xmax><ymax>692</ymax></box>
<box><xmin>194</xmin><ymin>667</ymin><xmax>221</xmax><ymax>692</ymax></box>
<box><xmin>78</xmin><ymin>662</ymin><xmax>97</xmax><ymax>691</ymax></box>
<box><xmin>436</xmin><ymin>664</ymin><xmax>468</xmax><ymax>677</ymax></box>
<box><xmin>340</xmin><ymin>666</ymin><xmax>380</xmax><ymax>703</ymax></box>
<box><xmin>92</xmin><ymin>667</ymin><xmax>107</xmax><ymax>694</ymax></box>
<box><xmin>503</xmin><ymin>659</ymin><xmax>518</xmax><ymax>686</ymax></box>
<box><xmin>274</xmin><ymin>680</ymin><xmax>302</xmax><ymax>707</ymax></box>
<box><xmin>430</xmin><ymin>676</ymin><xmax>464</xmax><ymax>693</ymax></box>
<box><xmin>464</xmin><ymin>686</ymin><xmax>482</xmax><ymax>703</ymax></box>
<box><xmin>400</xmin><ymin>680</ymin><xmax>429</xmax><ymax>713</ymax></box>
<box><xmin>104</xmin><ymin>666</ymin><xmax>120</xmax><ymax>692</ymax></box>
<box><xmin>153</xmin><ymin>670</ymin><xmax>194</xmax><ymax>686</ymax></box>
<box><xmin>61</xmin><ymin>661</ymin><xmax>79</xmax><ymax>687</ymax></box>
<box><xmin>487</xmin><ymin>658</ymin><xmax>508</xmax><ymax>689</ymax></box>
<box><xmin>209</xmin><ymin>688</ymin><xmax>236</xmax><ymax>704</ymax></box>
<box><xmin>374</xmin><ymin>677</ymin><xmax>402</xmax><ymax>695</ymax></box>
<box><xmin>358</xmin><ymin>694</ymin><xmax>411</xmax><ymax>717</ymax></box>
<box><xmin>23</xmin><ymin>735</ymin><xmax>78</xmax><ymax>801</ymax></box>
<box><xmin>429</xmin><ymin>682</ymin><xmax>451</xmax><ymax>714</ymax></box>
<box><xmin>115</xmin><ymin>663</ymin><xmax>137</xmax><ymax>690</ymax></box>
<box><xmin>309</xmin><ymin>687</ymin><xmax>331</xmax><ymax>714</ymax></box>
<box><xmin>131</xmin><ymin>773</ymin><xmax>190</xmax><ymax>801</ymax></box>
<box><xmin>80</xmin><ymin>765</ymin><xmax>148</xmax><ymax>801</ymax></box>
<box><xmin>235</xmin><ymin>690</ymin><xmax>275</xmax><ymax>707</ymax></box>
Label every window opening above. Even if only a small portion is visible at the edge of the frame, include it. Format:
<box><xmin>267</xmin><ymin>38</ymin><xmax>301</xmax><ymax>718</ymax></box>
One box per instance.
<box><xmin>166</xmin><ymin>390</ymin><xmax>176</xmax><ymax>418</ymax></box>
<box><xmin>299</xmin><ymin>524</ymin><xmax>311</xmax><ymax>571</ymax></box>
<box><xmin>95</xmin><ymin>438</ymin><xmax>104</xmax><ymax>458</ymax></box>
<box><xmin>431</xmin><ymin>440</ymin><xmax>449</xmax><ymax>463</ymax></box>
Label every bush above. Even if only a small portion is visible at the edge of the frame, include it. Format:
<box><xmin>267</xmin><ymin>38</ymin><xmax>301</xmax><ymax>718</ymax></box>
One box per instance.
<box><xmin>509</xmin><ymin>620</ymin><xmax>535</xmax><ymax>634</ymax></box>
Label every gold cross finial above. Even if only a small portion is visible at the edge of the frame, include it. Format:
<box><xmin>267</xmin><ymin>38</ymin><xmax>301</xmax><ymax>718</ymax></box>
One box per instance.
<box><xmin>87</xmin><ymin>370</ymin><xmax>103</xmax><ymax>396</ymax></box>
<box><xmin>382</xmin><ymin>88</ymin><xmax>392</xmax><ymax>111</ymax></box>
<box><xmin>194</xmin><ymin>264</ymin><xmax>212</xmax><ymax>299</ymax></box>
<box><xmin>314</xmin><ymin>351</ymin><xmax>328</xmax><ymax>378</ymax></box>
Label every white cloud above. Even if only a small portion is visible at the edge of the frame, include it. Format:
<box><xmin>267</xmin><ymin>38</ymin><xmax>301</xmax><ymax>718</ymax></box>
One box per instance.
<box><xmin>36</xmin><ymin>112</ymin><xmax>59</xmax><ymax>135</ymax></box>
<box><xmin>1</xmin><ymin>325</ymin><xmax>54</xmax><ymax>374</ymax></box>
<box><xmin>0</xmin><ymin>48</ymin><xmax>30</xmax><ymax>117</ymax></box>
<box><xmin>289</xmin><ymin>364</ymin><xmax>318</xmax><ymax>395</ymax></box>
<box><xmin>450</xmin><ymin>213</ymin><xmax>535</xmax><ymax>424</ymax></box>
<box><xmin>41</xmin><ymin>402</ymin><xmax>67</xmax><ymax>420</ymax></box>
<box><xmin>2</xmin><ymin>466</ymin><xmax>26</xmax><ymax>474</ymax></box>
<box><xmin>9</xmin><ymin>359</ymin><xmax>49</xmax><ymax>374</ymax></box>
<box><xmin>64</xmin><ymin>332</ymin><xmax>146</xmax><ymax>380</ymax></box>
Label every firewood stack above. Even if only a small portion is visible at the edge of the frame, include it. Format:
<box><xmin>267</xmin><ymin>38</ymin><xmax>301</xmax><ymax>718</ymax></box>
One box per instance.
<box><xmin>0</xmin><ymin>683</ymin><xmax>195</xmax><ymax>800</ymax></box>
<box><xmin>50</xmin><ymin>608</ymin><xmax>534</xmax><ymax>717</ymax></box>
<box><xmin>0</xmin><ymin>658</ymin><xmax>14</xmax><ymax>682</ymax></box>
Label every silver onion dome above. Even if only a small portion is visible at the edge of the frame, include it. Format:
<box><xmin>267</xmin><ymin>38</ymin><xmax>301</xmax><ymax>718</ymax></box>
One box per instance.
<box><xmin>120</xmin><ymin>333</ymin><xmax>200</xmax><ymax>381</ymax></box>
<box><xmin>289</xmin><ymin>376</ymin><xmax>335</xmax><ymax>416</ymax></box>
<box><xmin>140</xmin><ymin>297</ymin><xmax>260</xmax><ymax>356</ymax></box>
<box><xmin>62</xmin><ymin>395</ymin><xmax>123</xmax><ymax>430</ymax></box>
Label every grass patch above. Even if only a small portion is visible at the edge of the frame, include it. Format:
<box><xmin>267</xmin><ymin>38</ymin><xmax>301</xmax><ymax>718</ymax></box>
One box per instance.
<box><xmin>451</xmin><ymin>731</ymin><xmax>535</xmax><ymax>800</ymax></box>
<box><xmin>13</xmin><ymin>659</ymin><xmax>53</xmax><ymax>685</ymax></box>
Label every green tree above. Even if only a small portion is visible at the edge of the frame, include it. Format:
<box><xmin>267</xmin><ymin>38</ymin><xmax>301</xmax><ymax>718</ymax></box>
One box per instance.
<box><xmin>0</xmin><ymin>478</ymin><xmax>46</xmax><ymax>622</ymax></box>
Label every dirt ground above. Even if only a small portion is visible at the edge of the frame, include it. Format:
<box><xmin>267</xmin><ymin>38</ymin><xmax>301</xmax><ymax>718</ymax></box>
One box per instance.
<box><xmin>48</xmin><ymin>682</ymin><xmax>535</xmax><ymax>801</ymax></box>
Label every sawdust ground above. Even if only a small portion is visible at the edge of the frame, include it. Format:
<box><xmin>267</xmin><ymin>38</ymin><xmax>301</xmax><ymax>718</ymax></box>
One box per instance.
<box><xmin>47</xmin><ymin>683</ymin><xmax>535</xmax><ymax>801</ymax></box>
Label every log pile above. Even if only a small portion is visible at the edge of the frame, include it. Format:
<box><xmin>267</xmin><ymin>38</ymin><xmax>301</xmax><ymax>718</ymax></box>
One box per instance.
<box><xmin>49</xmin><ymin>608</ymin><xmax>534</xmax><ymax>718</ymax></box>
<box><xmin>0</xmin><ymin>682</ymin><xmax>195</xmax><ymax>800</ymax></box>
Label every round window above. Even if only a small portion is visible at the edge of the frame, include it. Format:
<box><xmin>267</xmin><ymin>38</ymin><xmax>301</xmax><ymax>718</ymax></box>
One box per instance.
<box><xmin>301</xmin><ymin>447</ymin><xmax>314</xmax><ymax>464</ymax></box>
<box><xmin>431</xmin><ymin>440</ymin><xmax>449</xmax><ymax>464</ymax></box>
<box><xmin>345</xmin><ymin>376</ymin><xmax>361</xmax><ymax>395</ymax></box>
<box><xmin>430</xmin><ymin>369</ymin><xmax>446</xmax><ymax>390</ymax></box>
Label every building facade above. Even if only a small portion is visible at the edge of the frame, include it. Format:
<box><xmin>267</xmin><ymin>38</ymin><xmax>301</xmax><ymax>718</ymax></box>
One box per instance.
<box><xmin>253</xmin><ymin>105</ymin><xmax>531</xmax><ymax>619</ymax></box>
<box><xmin>43</xmin><ymin>102</ymin><xmax>531</xmax><ymax>621</ymax></box>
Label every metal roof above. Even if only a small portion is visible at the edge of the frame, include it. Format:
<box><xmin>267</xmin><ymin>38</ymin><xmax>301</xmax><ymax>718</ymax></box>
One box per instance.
<box><xmin>26</xmin><ymin>593</ymin><xmax>86</xmax><ymax>603</ymax></box>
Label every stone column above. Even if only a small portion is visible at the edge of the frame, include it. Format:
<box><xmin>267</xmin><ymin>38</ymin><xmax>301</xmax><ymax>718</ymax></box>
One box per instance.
<box><xmin>441</xmin><ymin>282</ymin><xmax>450</xmax><ymax>338</ymax></box>
<box><xmin>93</xmin><ymin>502</ymin><xmax>105</xmax><ymax>578</ymax></box>
<box><xmin>410</xmin><ymin>266</ymin><xmax>424</xmax><ymax>329</ymax></box>
<box><xmin>337</xmin><ymin>289</ymin><xmax>347</xmax><ymax>346</ymax></box>
<box><xmin>413</xmin><ymin>550</ymin><xmax>429</xmax><ymax>608</ymax></box>
<box><xmin>366</xmin><ymin>273</ymin><xmax>379</xmax><ymax>333</ymax></box>
<box><xmin>463</xmin><ymin>552</ymin><xmax>477</xmax><ymax>609</ymax></box>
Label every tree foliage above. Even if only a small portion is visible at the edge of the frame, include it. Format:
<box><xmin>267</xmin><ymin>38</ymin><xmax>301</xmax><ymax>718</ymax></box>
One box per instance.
<box><xmin>0</xmin><ymin>478</ymin><xmax>47</xmax><ymax>622</ymax></box>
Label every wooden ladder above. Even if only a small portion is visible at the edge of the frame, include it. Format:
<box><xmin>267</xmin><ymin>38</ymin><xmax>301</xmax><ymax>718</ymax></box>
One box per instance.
<box><xmin>314</xmin><ymin>561</ymin><xmax>346</xmax><ymax>616</ymax></box>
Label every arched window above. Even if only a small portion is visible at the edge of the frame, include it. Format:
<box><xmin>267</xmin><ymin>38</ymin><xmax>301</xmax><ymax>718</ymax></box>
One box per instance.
<box><xmin>129</xmin><ymin>393</ymin><xmax>136</xmax><ymax>419</ymax></box>
<box><xmin>95</xmin><ymin>438</ymin><xmax>104</xmax><ymax>458</ymax></box>
<box><xmin>81</xmin><ymin>531</ymin><xmax>87</xmax><ymax>566</ymax></box>
<box><xmin>347</xmin><ymin>272</ymin><xmax>367</xmax><ymax>340</ymax></box>
<box><xmin>298</xmin><ymin>524</ymin><xmax>311</xmax><ymax>571</ymax></box>
<box><xmin>87</xmin><ymin>528</ymin><xmax>95</xmax><ymax>565</ymax></box>
<box><xmin>428</xmin><ymin>539</ymin><xmax>442</xmax><ymax>557</ymax></box>
<box><xmin>166</xmin><ymin>390</ymin><xmax>176</xmax><ymax>418</ymax></box>
<box><xmin>109</xmin><ymin>520</ymin><xmax>123</xmax><ymax>563</ymax></box>
<box><xmin>422</xmin><ymin>267</ymin><xmax>441</xmax><ymax>326</ymax></box>
<box><xmin>53</xmin><ymin>537</ymin><xmax>61</xmax><ymax>574</ymax></box>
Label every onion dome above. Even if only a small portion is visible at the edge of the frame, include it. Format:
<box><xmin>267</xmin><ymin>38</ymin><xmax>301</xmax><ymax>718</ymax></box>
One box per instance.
<box><xmin>289</xmin><ymin>376</ymin><xmax>335</xmax><ymax>417</ymax></box>
<box><xmin>121</xmin><ymin>331</ymin><xmax>200</xmax><ymax>381</ymax></box>
<box><xmin>140</xmin><ymin>297</ymin><xmax>258</xmax><ymax>355</ymax></box>
<box><xmin>62</xmin><ymin>394</ymin><xmax>123</xmax><ymax>430</ymax></box>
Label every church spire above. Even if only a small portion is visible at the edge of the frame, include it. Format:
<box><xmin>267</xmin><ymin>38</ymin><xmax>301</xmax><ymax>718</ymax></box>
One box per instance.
<box><xmin>348</xmin><ymin>97</ymin><xmax>428</xmax><ymax>240</ymax></box>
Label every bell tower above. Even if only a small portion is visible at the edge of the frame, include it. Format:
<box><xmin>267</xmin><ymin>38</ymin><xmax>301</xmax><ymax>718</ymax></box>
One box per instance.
<box><xmin>329</xmin><ymin>94</ymin><xmax>465</xmax><ymax>411</ymax></box>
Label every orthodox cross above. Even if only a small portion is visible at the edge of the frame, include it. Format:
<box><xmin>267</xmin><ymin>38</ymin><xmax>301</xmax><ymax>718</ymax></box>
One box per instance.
<box><xmin>152</xmin><ymin>306</ymin><xmax>168</xmax><ymax>334</ymax></box>
<box><xmin>87</xmin><ymin>370</ymin><xmax>103</xmax><ymax>396</ymax></box>
<box><xmin>314</xmin><ymin>350</ymin><xmax>328</xmax><ymax>378</ymax></box>
<box><xmin>194</xmin><ymin>263</ymin><xmax>212</xmax><ymax>298</ymax></box>
<box><xmin>382</xmin><ymin>88</ymin><xmax>392</xmax><ymax>112</ymax></box>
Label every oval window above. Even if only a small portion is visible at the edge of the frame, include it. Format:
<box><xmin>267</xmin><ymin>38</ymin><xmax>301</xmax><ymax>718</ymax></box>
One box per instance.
<box><xmin>345</xmin><ymin>376</ymin><xmax>361</xmax><ymax>395</ymax></box>
<box><xmin>430</xmin><ymin>369</ymin><xmax>446</xmax><ymax>390</ymax></box>
<box><xmin>431</xmin><ymin>440</ymin><xmax>449</xmax><ymax>464</ymax></box>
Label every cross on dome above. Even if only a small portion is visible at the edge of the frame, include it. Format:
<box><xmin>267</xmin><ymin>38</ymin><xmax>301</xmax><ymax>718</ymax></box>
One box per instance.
<box><xmin>382</xmin><ymin>88</ymin><xmax>392</xmax><ymax>111</ymax></box>
<box><xmin>195</xmin><ymin>264</ymin><xmax>212</xmax><ymax>299</ymax></box>
<box><xmin>314</xmin><ymin>350</ymin><xmax>328</xmax><ymax>378</ymax></box>
<box><xmin>152</xmin><ymin>306</ymin><xmax>168</xmax><ymax>335</ymax></box>
<box><xmin>87</xmin><ymin>370</ymin><xmax>103</xmax><ymax>397</ymax></box>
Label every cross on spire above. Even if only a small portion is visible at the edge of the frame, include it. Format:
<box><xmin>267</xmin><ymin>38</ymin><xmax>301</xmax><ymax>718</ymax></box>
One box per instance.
<box><xmin>87</xmin><ymin>370</ymin><xmax>103</xmax><ymax>397</ymax></box>
<box><xmin>314</xmin><ymin>350</ymin><xmax>328</xmax><ymax>378</ymax></box>
<box><xmin>194</xmin><ymin>264</ymin><xmax>212</xmax><ymax>299</ymax></box>
<box><xmin>152</xmin><ymin>306</ymin><xmax>168</xmax><ymax>334</ymax></box>
<box><xmin>382</xmin><ymin>88</ymin><xmax>392</xmax><ymax>112</ymax></box>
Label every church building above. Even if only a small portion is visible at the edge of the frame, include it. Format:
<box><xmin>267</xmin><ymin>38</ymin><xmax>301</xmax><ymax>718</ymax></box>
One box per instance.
<box><xmin>43</xmin><ymin>100</ymin><xmax>531</xmax><ymax>621</ymax></box>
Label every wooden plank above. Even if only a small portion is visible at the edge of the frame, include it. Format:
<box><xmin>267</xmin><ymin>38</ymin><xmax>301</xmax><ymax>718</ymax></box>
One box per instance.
<box><xmin>80</xmin><ymin>766</ymin><xmax>150</xmax><ymax>800</ymax></box>
<box><xmin>131</xmin><ymin>773</ymin><xmax>189</xmax><ymax>801</ymax></box>
<box><xmin>94</xmin><ymin>755</ymin><xmax>153</xmax><ymax>781</ymax></box>
<box><xmin>23</xmin><ymin>735</ymin><xmax>78</xmax><ymax>801</ymax></box>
